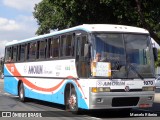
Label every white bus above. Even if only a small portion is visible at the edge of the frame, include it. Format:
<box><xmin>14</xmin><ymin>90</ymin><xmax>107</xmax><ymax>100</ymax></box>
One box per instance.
<box><xmin>4</xmin><ymin>24</ymin><xmax>157</xmax><ymax>113</ymax></box>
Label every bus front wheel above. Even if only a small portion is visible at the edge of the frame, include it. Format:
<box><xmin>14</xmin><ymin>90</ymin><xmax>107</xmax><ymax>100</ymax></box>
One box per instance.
<box><xmin>19</xmin><ymin>83</ymin><xmax>26</xmax><ymax>102</ymax></box>
<box><xmin>66</xmin><ymin>88</ymin><xmax>79</xmax><ymax>113</ymax></box>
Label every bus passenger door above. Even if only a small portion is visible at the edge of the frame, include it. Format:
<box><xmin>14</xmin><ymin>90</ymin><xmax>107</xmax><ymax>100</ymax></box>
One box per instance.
<box><xmin>75</xmin><ymin>35</ymin><xmax>89</xmax><ymax>78</ymax></box>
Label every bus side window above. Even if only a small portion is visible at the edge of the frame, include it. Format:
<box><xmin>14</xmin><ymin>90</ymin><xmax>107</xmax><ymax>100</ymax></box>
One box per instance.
<box><xmin>17</xmin><ymin>45</ymin><xmax>20</xmax><ymax>61</ymax></box>
<box><xmin>60</xmin><ymin>35</ymin><xmax>66</xmax><ymax>57</ymax></box>
<box><xmin>5</xmin><ymin>47</ymin><xmax>12</xmax><ymax>62</ymax></box>
<box><xmin>12</xmin><ymin>46</ymin><xmax>17</xmax><ymax>62</ymax></box>
<box><xmin>37</xmin><ymin>41</ymin><xmax>40</xmax><ymax>59</ymax></box>
<box><xmin>81</xmin><ymin>36</ymin><xmax>88</xmax><ymax>77</ymax></box>
<box><xmin>39</xmin><ymin>40</ymin><xmax>47</xmax><ymax>59</ymax></box>
<box><xmin>76</xmin><ymin>35</ymin><xmax>88</xmax><ymax>78</ymax></box>
<box><xmin>60</xmin><ymin>34</ymin><xmax>73</xmax><ymax>57</ymax></box>
<box><xmin>53</xmin><ymin>38</ymin><xmax>59</xmax><ymax>58</ymax></box>
<box><xmin>72</xmin><ymin>33</ymin><xmax>75</xmax><ymax>56</ymax></box>
<box><xmin>25</xmin><ymin>43</ymin><xmax>29</xmax><ymax>61</ymax></box>
<box><xmin>81</xmin><ymin>36</ymin><xmax>87</xmax><ymax>56</ymax></box>
<box><xmin>19</xmin><ymin>44</ymin><xmax>26</xmax><ymax>61</ymax></box>
<box><xmin>65</xmin><ymin>35</ymin><xmax>72</xmax><ymax>56</ymax></box>
<box><xmin>47</xmin><ymin>38</ymin><xmax>52</xmax><ymax>58</ymax></box>
<box><xmin>28</xmin><ymin>42</ymin><xmax>37</xmax><ymax>60</ymax></box>
<box><xmin>49</xmin><ymin>37</ymin><xmax>59</xmax><ymax>58</ymax></box>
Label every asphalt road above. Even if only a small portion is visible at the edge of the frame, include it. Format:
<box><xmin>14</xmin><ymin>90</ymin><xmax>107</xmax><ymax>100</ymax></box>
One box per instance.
<box><xmin>0</xmin><ymin>78</ymin><xmax>160</xmax><ymax>120</ymax></box>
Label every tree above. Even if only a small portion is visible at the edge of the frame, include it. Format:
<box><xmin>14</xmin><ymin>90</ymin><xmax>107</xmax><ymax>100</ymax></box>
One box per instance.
<box><xmin>33</xmin><ymin>0</ymin><xmax>117</xmax><ymax>34</ymax></box>
<box><xmin>135</xmin><ymin>0</ymin><xmax>160</xmax><ymax>45</ymax></box>
<box><xmin>33</xmin><ymin>0</ymin><xmax>160</xmax><ymax>45</ymax></box>
<box><xmin>155</xmin><ymin>50</ymin><xmax>160</xmax><ymax>67</ymax></box>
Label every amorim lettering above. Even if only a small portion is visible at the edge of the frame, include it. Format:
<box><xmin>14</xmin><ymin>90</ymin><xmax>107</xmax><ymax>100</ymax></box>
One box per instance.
<box><xmin>103</xmin><ymin>81</ymin><xmax>125</xmax><ymax>86</ymax></box>
<box><xmin>28</xmin><ymin>65</ymin><xmax>43</xmax><ymax>74</ymax></box>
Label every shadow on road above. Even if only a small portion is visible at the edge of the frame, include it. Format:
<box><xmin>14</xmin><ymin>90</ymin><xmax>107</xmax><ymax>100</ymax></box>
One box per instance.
<box><xmin>10</xmin><ymin>97</ymin><xmax>134</xmax><ymax>118</ymax></box>
<box><xmin>6</xmin><ymin>90</ymin><xmax>160</xmax><ymax>118</ymax></box>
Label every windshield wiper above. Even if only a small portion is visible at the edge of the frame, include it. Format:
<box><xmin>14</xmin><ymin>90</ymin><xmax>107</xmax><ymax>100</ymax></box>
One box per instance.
<box><xmin>127</xmin><ymin>63</ymin><xmax>144</xmax><ymax>80</ymax></box>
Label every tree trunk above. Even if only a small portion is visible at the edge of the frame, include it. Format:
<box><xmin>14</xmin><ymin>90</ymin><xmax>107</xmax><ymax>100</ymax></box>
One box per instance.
<box><xmin>135</xmin><ymin>0</ymin><xmax>160</xmax><ymax>45</ymax></box>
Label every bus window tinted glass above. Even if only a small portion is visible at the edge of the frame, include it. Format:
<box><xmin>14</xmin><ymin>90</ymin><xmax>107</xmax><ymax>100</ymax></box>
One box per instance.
<box><xmin>60</xmin><ymin>35</ymin><xmax>73</xmax><ymax>57</ymax></box>
<box><xmin>12</xmin><ymin>46</ymin><xmax>17</xmax><ymax>62</ymax></box>
<box><xmin>65</xmin><ymin>35</ymin><xmax>72</xmax><ymax>56</ymax></box>
<box><xmin>53</xmin><ymin>38</ymin><xmax>59</xmax><ymax>57</ymax></box>
<box><xmin>50</xmin><ymin>38</ymin><xmax>59</xmax><ymax>58</ymax></box>
<box><xmin>81</xmin><ymin>36</ymin><xmax>87</xmax><ymax>56</ymax></box>
<box><xmin>29</xmin><ymin>42</ymin><xmax>37</xmax><ymax>60</ymax></box>
<box><xmin>5</xmin><ymin>47</ymin><xmax>12</xmax><ymax>62</ymax></box>
<box><xmin>39</xmin><ymin>40</ymin><xmax>46</xmax><ymax>59</ymax></box>
<box><xmin>20</xmin><ymin>44</ymin><xmax>26</xmax><ymax>61</ymax></box>
<box><xmin>60</xmin><ymin>36</ymin><xmax>66</xmax><ymax>57</ymax></box>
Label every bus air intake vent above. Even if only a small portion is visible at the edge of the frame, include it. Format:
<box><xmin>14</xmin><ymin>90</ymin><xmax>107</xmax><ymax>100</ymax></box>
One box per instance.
<box><xmin>112</xmin><ymin>97</ymin><xmax>139</xmax><ymax>107</ymax></box>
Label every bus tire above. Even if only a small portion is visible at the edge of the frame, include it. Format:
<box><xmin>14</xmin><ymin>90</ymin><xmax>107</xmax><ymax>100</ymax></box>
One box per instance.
<box><xmin>19</xmin><ymin>83</ymin><xmax>26</xmax><ymax>102</ymax></box>
<box><xmin>65</xmin><ymin>89</ymin><xmax>70</xmax><ymax>111</ymax></box>
<box><xmin>66</xmin><ymin>88</ymin><xmax>79</xmax><ymax>114</ymax></box>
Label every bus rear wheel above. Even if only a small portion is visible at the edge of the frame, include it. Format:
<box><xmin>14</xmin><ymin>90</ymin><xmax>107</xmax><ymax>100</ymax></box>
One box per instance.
<box><xmin>19</xmin><ymin>83</ymin><xmax>26</xmax><ymax>102</ymax></box>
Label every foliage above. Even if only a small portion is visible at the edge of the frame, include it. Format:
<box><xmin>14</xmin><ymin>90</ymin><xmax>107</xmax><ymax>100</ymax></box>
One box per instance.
<box><xmin>155</xmin><ymin>50</ymin><xmax>160</xmax><ymax>67</ymax></box>
<box><xmin>33</xmin><ymin>0</ymin><xmax>160</xmax><ymax>45</ymax></box>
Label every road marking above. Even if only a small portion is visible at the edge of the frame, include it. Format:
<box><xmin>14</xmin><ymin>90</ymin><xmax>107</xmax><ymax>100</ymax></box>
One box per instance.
<box><xmin>2</xmin><ymin>93</ymin><xmax>18</xmax><ymax>98</ymax></box>
<box><xmin>3</xmin><ymin>93</ymin><xmax>11</xmax><ymax>96</ymax></box>
<box><xmin>85</xmin><ymin>117</ymin><xmax>102</xmax><ymax>120</ymax></box>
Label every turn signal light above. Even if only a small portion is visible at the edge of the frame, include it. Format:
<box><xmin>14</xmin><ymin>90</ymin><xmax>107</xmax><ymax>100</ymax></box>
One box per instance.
<box><xmin>91</xmin><ymin>87</ymin><xmax>110</xmax><ymax>92</ymax></box>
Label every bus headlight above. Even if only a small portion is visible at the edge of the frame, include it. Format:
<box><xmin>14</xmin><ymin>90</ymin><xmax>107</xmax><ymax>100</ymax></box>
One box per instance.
<box><xmin>91</xmin><ymin>87</ymin><xmax>110</xmax><ymax>92</ymax></box>
<box><xmin>142</xmin><ymin>86</ymin><xmax>154</xmax><ymax>91</ymax></box>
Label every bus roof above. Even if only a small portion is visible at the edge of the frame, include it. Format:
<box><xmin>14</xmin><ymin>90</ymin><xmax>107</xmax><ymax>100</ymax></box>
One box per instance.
<box><xmin>5</xmin><ymin>24</ymin><xmax>149</xmax><ymax>46</ymax></box>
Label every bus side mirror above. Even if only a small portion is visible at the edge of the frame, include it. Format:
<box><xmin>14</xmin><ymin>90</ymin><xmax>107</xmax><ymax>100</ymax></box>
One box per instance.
<box><xmin>84</xmin><ymin>44</ymin><xmax>90</xmax><ymax>58</ymax></box>
<box><xmin>153</xmin><ymin>47</ymin><xmax>158</xmax><ymax>61</ymax></box>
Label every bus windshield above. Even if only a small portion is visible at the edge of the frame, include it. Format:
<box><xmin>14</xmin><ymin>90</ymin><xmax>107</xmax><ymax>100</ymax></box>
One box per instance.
<box><xmin>92</xmin><ymin>33</ymin><xmax>154</xmax><ymax>79</ymax></box>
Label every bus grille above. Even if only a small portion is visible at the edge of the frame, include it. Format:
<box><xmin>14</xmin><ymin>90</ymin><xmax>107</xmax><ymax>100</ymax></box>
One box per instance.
<box><xmin>112</xmin><ymin>97</ymin><xmax>139</xmax><ymax>107</ymax></box>
<box><xmin>110</xmin><ymin>89</ymin><xmax>142</xmax><ymax>92</ymax></box>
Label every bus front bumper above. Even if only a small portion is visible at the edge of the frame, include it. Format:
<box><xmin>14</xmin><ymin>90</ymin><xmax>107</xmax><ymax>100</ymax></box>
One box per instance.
<box><xmin>89</xmin><ymin>91</ymin><xmax>154</xmax><ymax>109</ymax></box>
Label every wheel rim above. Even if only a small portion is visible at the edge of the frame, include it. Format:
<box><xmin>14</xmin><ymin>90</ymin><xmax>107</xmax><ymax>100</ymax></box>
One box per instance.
<box><xmin>20</xmin><ymin>87</ymin><xmax>23</xmax><ymax>99</ymax></box>
<box><xmin>69</xmin><ymin>94</ymin><xmax>77</xmax><ymax>110</ymax></box>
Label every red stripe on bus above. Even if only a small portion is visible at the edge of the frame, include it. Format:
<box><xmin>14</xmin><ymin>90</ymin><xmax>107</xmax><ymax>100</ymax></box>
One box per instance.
<box><xmin>6</xmin><ymin>64</ymin><xmax>64</xmax><ymax>92</ymax></box>
<box><xmin>20</xmin><ymin>77</ymin><xmax>65</xmax><ymax>92</ymax></box>
<box><xmin>6</xmin><ymin>64</ymin><xmax>86</xmax><ymax>98</ymax></box>
<box><xmin>67</xmin><ymin>76</ymin><xmax>87</xmax><ymax>99</ymax></box>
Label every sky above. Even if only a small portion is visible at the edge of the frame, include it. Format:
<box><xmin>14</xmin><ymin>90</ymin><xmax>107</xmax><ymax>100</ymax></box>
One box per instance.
<box><xmin>0</xmin><ymin>0</ymin><xmax>42</xmax><ymax>57</ymax></box>
<box><xmin>0</xmin><ymin>0</ymin><xmax>159</xmax><ymax>58</ymax></box>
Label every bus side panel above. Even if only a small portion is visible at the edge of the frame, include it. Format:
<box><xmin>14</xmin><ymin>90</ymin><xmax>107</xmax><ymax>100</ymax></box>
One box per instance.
<box><xmin>70</xmin><ymin>80</ymin><xmax>89</xmax><ymax>110</ymax></box>
<box><xmin>23</xmin><ymin>79</ymin><xmax>89</xmax><ymax>109</ymax></box>
<box><xmin>21</xmin><ymin>78</ymin><xmax>66</xmax><ymax>104</ymax></box>
<box><xmin>4</xmin><ymin>62</ymin><xmax>89</xmax><ymax>109</ymax></box>
<box><xmin>4</xmin><ymin>77</ymin><xmax>18</xmax><ymax>96</ymax></box>
<box><xmin>24</xmin><ymin>80</ymin><xmax>66</xmax><ymax>104</ymax></box>
<box><xmin>3</xmin><ymin>65</ymin><xmax>18</xmax><ymax>95</ymax></box>
<box><xmin>75</xmin><ymin>86</ymin><xmax>89</xmax><ymax>110</ymax></box>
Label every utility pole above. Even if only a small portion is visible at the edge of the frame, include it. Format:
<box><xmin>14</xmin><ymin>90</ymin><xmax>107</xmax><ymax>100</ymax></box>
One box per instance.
<box><xmin>0</xmin><ymin>57</ymin><xmax>4</xmax><ymax>75</ymax></box>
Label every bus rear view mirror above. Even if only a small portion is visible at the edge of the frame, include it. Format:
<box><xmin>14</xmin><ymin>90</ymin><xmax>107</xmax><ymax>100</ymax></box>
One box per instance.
<box><xmin>84</xmin><ymin>44</ymin><xmax>90</xmax><ymax>58</ymax></box>
<box><xmin>153</xmin><ymin>47</ymin><xmax>158</xmax><ymax>61</ymax></box>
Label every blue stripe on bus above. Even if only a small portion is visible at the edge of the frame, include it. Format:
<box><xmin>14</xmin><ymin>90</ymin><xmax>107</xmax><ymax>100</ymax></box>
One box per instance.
<box><xmin>4</xmin><ymin>66</ymin><xmax>18</xmax><ymax>95</ymax></box>
<box><xmin>4</xmin><ymin>65</ymin><xmax>88</xmax><ymax>109</ymax></box>
<box><xmin>24</xmin><ymin>80</ymin><xmax>89</xmax><ymax>109</ymax></box>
